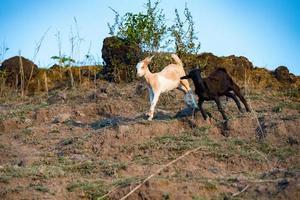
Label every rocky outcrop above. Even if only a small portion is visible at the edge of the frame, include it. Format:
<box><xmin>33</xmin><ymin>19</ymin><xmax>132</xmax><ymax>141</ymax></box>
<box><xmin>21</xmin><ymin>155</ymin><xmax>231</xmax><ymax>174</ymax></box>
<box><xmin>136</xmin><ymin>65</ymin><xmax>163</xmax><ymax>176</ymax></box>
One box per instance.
<box><xmin>101</xmin><ymin>36</ymin><xmax>142</xmax><ymax>82</ymax></box>
<box><xmin>0</xmin><ymin>56</ymin><xmax>38</xmax><ymax>87</ymax></box>
<box><xmin>191</xmin><ymin>53</ymin><xmax>299</xmax><ymax>91</ymax></box>
<box><xmin>197</xmin><ymin>53</ymin><xmax>254</xmax><ymax>82</ymax></box>
<box><xmin>274</xmin><ymin>66</ymin><xmax>294</xmax><ymax>83</ymax></box>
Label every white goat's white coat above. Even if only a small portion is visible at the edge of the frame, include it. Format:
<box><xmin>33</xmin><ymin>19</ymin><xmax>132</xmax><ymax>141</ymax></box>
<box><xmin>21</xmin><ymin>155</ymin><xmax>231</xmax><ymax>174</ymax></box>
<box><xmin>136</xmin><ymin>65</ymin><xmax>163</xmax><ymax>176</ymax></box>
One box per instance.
<box><xmin>136</xmin><ymin>54</ymin><xmax>197</xmax><ymax>120</ymax></box>
<box><xmin>157</xmin><ymin>76</ymin><xmax>179</xmax><ymax>93</ymax></box>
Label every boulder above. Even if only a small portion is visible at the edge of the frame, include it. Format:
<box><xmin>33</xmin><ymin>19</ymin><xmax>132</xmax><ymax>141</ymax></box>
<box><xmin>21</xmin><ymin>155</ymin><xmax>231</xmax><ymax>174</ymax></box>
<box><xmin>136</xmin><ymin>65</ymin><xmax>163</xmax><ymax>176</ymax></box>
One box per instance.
<box><xmin>274</xmin><ymin>66</ymin><xmax>293</xmax><ymax>83</ymax></box>
<box><xmin>101</xmin><ymin>36</ymin><xmax>142</xmax><ymax>82</ymax></box>
<box><xmin>0</xmin><ymin>56</ymin><xmax>38</xmax><ymax>87</ymax></box>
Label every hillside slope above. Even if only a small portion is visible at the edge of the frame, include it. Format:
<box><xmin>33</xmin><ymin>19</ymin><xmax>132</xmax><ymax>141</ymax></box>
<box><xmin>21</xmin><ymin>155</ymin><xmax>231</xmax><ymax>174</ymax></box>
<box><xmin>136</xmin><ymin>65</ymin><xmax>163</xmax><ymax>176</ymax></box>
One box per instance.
<box><xmin>0</xmin><ymin>81</ymin><xmax>299</xmax><ymax>200</ymax></box>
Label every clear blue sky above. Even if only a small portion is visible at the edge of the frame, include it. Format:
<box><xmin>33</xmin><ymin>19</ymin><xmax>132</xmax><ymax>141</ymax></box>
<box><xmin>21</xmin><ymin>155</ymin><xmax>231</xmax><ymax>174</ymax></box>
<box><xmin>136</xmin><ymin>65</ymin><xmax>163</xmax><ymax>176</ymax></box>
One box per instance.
<box><xmin>0</xmin><ymin>0</ymin><xmax>299</xmax><ymax>75</ymax></box>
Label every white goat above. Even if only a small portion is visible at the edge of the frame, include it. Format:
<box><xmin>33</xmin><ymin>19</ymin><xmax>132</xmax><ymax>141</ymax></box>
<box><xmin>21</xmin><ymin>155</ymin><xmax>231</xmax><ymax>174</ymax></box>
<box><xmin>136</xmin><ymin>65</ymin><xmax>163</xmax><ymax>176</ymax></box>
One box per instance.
<box><xmin>136</xmin><ymin>54</ymin><xmax>197</xmax><ymax>120</ymax></box>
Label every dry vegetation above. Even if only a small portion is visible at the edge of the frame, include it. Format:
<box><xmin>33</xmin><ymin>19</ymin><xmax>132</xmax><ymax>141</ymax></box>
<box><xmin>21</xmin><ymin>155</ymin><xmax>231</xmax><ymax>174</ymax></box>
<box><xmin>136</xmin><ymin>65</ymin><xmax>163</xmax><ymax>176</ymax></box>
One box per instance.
<box><xmin>0</xmin><ymin>2</ymin><xmax>299</xmax><ymax>199</ymax></box>
<box><xmin>0</xmin><ymin>79</ymin><xmax>299</xmax><ymax>200</ymax></box>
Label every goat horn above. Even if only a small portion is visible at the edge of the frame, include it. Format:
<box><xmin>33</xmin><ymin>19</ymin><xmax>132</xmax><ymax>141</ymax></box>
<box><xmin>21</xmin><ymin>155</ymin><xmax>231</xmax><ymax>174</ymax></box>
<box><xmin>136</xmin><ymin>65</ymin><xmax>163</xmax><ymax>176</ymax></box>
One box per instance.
<box><xmin>148</xmin><ymin>55</ymin><xmax>155</xmax><ymax>60</ymax></box>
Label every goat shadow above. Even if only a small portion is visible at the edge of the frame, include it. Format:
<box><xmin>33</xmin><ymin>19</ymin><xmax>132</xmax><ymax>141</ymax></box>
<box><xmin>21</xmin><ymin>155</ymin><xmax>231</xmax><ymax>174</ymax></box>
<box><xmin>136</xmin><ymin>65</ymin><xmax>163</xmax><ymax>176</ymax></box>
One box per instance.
<box><xmin>89</xmin><ymin>107</ymin><xmax>197</xmax><ymax>130</ymax></box>
<box><xmin>64</xmin><ymin>107</ymin><xmax>231</xmax><ymax>136</ymax></box>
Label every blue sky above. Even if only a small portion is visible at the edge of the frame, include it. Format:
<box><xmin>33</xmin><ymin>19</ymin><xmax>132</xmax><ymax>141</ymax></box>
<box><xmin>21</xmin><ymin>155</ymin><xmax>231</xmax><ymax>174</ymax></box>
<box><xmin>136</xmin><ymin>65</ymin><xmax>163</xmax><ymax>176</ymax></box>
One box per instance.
<box><xmin>0</xmin><ymin>0</ymin><xmax>299</xmax><ymax>75</ymax></box>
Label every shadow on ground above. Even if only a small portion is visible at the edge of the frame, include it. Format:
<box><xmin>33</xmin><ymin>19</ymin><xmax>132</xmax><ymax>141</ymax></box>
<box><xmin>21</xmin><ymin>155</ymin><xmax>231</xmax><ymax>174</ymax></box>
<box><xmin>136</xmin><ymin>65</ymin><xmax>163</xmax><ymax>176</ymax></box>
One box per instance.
<box><xmin>89</xmin><ymin>107</ymin><xmax>197</xmax><ymax>130</ymax></box>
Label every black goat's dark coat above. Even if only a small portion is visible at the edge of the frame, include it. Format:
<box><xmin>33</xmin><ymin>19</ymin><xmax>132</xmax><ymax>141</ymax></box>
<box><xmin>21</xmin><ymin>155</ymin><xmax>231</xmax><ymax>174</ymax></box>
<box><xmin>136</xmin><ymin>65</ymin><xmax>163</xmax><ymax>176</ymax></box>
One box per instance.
<box><xmin>181</xmin><ymin>68</ymin><xmax>250</xmax><ymax>121</ymax></box>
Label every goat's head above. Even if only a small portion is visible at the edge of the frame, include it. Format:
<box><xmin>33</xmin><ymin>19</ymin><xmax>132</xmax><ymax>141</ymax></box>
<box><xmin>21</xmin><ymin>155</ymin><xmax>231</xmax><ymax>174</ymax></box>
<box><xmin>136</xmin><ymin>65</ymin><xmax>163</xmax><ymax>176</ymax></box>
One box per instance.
<box><xmin>181</xmin><ymin>68</ymin><xmax>202</xmax><ymax>82</ymax></box>
<box><xmin>136</xmin><ymin>55</ymin><xmax>154</xmax><ymax>77</ymax></box>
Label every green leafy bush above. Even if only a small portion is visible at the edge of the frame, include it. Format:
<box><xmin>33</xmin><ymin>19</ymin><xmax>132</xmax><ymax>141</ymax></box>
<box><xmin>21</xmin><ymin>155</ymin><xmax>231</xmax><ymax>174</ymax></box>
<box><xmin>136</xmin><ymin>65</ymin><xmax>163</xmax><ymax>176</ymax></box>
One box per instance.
<box><xmin>108</xmin><ymin>0</ymin><xmax>200</xmax><ymax>55</ymax></box>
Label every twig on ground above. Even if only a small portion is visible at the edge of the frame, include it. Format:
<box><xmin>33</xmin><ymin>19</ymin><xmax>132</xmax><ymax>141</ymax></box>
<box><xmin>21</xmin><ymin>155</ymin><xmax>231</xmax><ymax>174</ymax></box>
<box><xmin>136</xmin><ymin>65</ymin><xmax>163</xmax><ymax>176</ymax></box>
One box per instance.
<box><xmin>119</xmin><ymin>146</ymin><xmax>203</xmax><ymax>200</ymax></box>
<box><xmin>232</xmin><ymin>185</ymin><xmax>250</xmax><ymax>197</ymax></box>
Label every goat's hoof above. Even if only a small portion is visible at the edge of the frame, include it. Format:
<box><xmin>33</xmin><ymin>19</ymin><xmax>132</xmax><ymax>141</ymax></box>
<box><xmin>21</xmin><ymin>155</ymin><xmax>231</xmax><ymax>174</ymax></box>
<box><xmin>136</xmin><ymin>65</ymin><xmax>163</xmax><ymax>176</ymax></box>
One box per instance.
<box><xmin>146</xmin><ymin>112</ymin><xmax>154</xmax><ymax>120</ymax></box>
<box><xmin>146</xmin><ymin>111</ymin><xmax>154</xmax><ymax>116</ymax></box>
<box><xmin>223</xmin><ymin>120</ymin><xmax>229</xmax><ymax>130</ymax></box>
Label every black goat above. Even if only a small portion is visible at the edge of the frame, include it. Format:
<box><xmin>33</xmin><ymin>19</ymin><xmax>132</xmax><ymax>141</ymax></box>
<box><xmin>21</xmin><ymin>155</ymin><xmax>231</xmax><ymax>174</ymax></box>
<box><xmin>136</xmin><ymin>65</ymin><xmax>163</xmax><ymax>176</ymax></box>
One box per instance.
<box><xmin>181</xmin><ymin>68</ymin><xmax>250</xmax><ymax>121</ymax></box>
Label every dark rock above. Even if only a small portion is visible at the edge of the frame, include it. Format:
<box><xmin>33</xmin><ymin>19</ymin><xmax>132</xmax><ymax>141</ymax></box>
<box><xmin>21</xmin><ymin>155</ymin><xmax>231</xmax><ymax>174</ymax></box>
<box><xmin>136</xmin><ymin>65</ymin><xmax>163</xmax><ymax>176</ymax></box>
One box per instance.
<box><xmin>287</xmin><ymin>136</ymin><xmax>299</xmax><ymax>146</ymax></box>
<box><xmin>0</xmin><ymin>56</ymin><xmax>38</xmax><ymax>87</ymax></box>
<box><xmin>208</xmin><ymin>167</ymin><xmax>219</xmax><ymax>174</ymax></box>
<box><xmin>274</xmin><ymin>66</ymin><xmax>293</xmax><ymax>83</ymax></box>
<box><xmin>101</xmin><ymin>36</ymin><xmax>142</xmax><ymax>82</ymax></box>
<box><xmin>277</xmin><ymin>179</ymin><xmax>289</xmax><ymax>192</ymax></box>
<box><xmin>17</xmin><ymin>160</ymin><xmax>25</xmax><ymax>167</ymax></box>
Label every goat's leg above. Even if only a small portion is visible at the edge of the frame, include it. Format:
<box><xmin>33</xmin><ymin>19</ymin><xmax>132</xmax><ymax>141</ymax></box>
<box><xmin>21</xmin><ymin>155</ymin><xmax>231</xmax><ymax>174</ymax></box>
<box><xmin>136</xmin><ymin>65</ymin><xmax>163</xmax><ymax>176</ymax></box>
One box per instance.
<box><xmin>231</xmin><ymin>83</ymin><xmax>251</xmax><ymax>112</ymax></box>
<box><xmin>180</xmin><ymin>79</ymin><xmax>191</xmax><ymax>92</ymax></box>
<box><xmin>214</xmin><ymin>97</ymin><xmax>228</xmax><ymax>121</ymax></box>
<box><xmin>225</xmin><ymin>91</ymin><xmax>243</xmax><ymax>112</ymax></box>
<box><xmin>177</xmin><ymin>84</ymin><xmax>187</xmax><ymax>93</ymax></box>
<box><xmin>147</xmin><ymin>92</ymin><xmax>160</xmax><ymax>120</ymax></box>
<box><xmin>179</xmin><ymin>80</ymin><xmax>198</xmax><ymax>108</ymax></box>
<box><xmin>146</xmin><ymin>87</ymin><xmax>154</xmax><ymax>117</ymax></box>
<box><xmin>148</xmin><ymin>86</ymin><xmax>154</xmax><ymax>102</ymax></box>
<box><xmin>198</xmin><ymin>99</ymin><xmax>208</xmax><ymax>120</ymax></box>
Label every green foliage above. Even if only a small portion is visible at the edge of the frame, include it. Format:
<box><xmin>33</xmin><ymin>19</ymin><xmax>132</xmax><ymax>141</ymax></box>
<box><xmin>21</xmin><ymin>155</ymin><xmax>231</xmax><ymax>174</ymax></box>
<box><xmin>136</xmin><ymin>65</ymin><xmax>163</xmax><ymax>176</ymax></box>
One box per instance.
<box><xmin>108</xmin><ymin>0</ymin><xmax>167</xmax><ymax>52</ymax></box>
<box><xmin>66</xmin><ymin>180</ymin><xmax>107</xmax><ymax>199</ymax></box>
<box><xmin>99</xmin><ymin>160</ymin><xmax>127</xmax><ymax>177</ymax></box>
<box><xmin>30</xmin><ymin>183</ymin><xmax>49</xmax><ymax>193</ymax></box>
<box><xmin>170</xmin><ymin>4</ymin><xmax>201</xmax><ymax>55</ymax></box>
<box><xmin>51</xmin><ymin>55</ymin><xmax>75</xmax><ymax>67</ymax></box>
<box><xmin>108</xmin><ymin>0</ymin><xmax>199</xmax><ymax>54</ymax></box>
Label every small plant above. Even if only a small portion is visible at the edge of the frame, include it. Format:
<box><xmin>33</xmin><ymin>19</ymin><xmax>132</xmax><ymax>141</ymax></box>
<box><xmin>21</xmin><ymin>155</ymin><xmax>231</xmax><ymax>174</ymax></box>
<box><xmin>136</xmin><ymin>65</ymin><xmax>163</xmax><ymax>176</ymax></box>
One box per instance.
<box><xmin>203</xmin><ymin>180</ymin><xmax>217</xmax><ymax>190</ymax></box>
<box><xmin>51</xmin><ymin>55</ymin><xmax>76</xmax><ymax>88</ymax></box>
<box><xmin>113</xmin><ymin>177</ymin><xmax>141</xmax><ymax>188</ymax></box>
<box><xmin>99</xmin><ymin>160</ymin><xmax>127</xmax><ymax>177</ymax></box>
<box><xmin>0</xmin><ymin>176</ymin><xmax>10</xmax><ymax>183</ymax></box>
<box><xmin>30</xmin><ymin>183</ymin><xmax>49</xmax><ymax>193</ymax></box>
<box><xmin>192</xmin><ymin>196</ymin><xmax>207</xmax><ymax>200</ymax></box>
<box><xmin>66</xmin><ymin>180</ymin><xmax>107</xmax><ymax>199</ymax></box>
<box><xmin>51</xmin><ymin>56</ymin><xmax>75</xmax><ymax>67</ymax></box>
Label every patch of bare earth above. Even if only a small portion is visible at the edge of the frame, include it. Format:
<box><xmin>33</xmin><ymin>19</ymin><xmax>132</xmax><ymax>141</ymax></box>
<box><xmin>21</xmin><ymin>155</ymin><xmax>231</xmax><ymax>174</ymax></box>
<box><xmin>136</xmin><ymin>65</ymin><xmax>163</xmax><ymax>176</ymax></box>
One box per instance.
<box><xmin>0</xmin><ymin>82</ymin><xmax>299</xmax><ymax>200</ymax></box>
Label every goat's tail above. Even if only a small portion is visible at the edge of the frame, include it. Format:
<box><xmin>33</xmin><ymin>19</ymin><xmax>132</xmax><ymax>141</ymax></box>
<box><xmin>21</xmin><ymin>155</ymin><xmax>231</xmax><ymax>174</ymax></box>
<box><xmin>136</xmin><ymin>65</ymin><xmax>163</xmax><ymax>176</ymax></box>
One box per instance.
<box><xmin>171</xmin><ymin>54</ymin><xmax>183</xmax><ymax>66</ymax></box>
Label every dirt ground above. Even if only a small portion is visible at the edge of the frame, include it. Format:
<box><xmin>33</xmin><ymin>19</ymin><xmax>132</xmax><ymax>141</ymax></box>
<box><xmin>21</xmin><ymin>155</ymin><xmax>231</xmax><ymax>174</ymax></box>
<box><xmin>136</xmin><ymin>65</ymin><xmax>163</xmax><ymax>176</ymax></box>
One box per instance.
<box><xmin>0</xmin><ymin>80</ymin><xmax>299</xmax><ymax>200</ymax></box>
